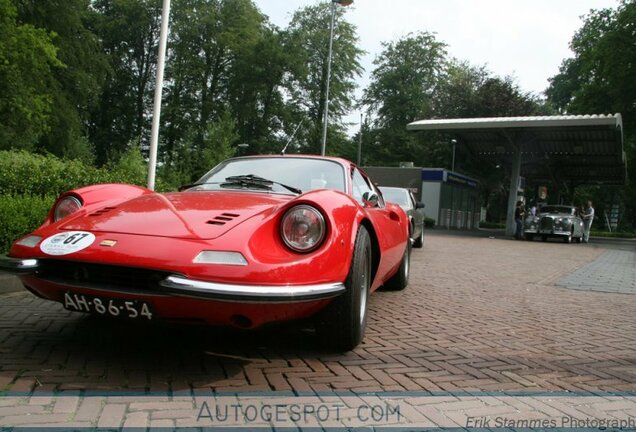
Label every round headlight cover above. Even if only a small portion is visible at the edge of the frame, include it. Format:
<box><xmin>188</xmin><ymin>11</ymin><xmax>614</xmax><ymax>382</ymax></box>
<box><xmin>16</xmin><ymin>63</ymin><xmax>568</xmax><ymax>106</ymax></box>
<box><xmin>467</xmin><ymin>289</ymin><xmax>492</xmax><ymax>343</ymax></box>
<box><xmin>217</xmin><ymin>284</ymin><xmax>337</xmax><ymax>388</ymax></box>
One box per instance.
<box><xmin>281</xmin><ymin>205</ymin><xmax>326</xmax><ymax>252</ymax></box>
<box><xmin>54</xmin><ymin>196</ymin><xmax>83</xmax><ymax>222</ymax></box>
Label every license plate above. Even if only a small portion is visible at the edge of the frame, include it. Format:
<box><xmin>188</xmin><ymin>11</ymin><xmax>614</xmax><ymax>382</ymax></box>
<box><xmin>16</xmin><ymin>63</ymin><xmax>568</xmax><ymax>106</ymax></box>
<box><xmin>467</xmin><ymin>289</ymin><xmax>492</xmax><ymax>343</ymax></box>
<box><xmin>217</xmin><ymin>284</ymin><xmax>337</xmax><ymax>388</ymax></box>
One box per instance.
<box><xmin>63</xmin><ymin>292</ymin><xmax>154</xmax><ymax>320</ymax></box>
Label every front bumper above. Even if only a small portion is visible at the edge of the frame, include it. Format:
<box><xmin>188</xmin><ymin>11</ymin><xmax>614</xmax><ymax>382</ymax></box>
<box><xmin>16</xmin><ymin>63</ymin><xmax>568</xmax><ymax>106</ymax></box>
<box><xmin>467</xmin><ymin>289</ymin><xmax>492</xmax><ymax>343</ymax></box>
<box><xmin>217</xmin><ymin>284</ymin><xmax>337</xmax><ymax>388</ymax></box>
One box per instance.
<box><xmin>538</xmin><ymin>229</ymin><xmax>570</xmax><ymax>237</ymax></box>
<box><xmin>0</xmin><ymin>256</ymin><xmax>39</xmax><ymax>274</ymax></box>
<box><xmin>0</xmin><ymin>256</ymin><xmax>345</xmax><ymax>303</ymax></box>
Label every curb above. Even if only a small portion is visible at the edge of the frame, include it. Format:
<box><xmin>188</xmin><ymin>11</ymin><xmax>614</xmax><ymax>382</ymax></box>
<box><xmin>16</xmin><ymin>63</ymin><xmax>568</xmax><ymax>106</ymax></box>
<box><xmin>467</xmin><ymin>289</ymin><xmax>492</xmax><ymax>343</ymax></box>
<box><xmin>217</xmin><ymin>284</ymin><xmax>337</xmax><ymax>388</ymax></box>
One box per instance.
<box><xmin>0</xmin><ymin>271</ymin><xmax>23</xmax><ymax>295</ymax></box>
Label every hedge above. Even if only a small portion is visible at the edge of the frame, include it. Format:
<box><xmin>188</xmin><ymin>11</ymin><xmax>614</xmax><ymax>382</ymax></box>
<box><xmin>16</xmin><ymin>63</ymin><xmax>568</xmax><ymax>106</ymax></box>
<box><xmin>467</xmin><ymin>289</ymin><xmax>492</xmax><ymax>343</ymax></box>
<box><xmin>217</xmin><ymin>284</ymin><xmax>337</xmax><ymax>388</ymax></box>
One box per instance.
<box><xmin>0</xmin><ymin>194</ymin><xmax>56</xmax><ymax>253</ymax></box>
<box><xmin>0</xmin><ymin>149</ymin><xmax>169</xmax><ymax>253</ymax></box>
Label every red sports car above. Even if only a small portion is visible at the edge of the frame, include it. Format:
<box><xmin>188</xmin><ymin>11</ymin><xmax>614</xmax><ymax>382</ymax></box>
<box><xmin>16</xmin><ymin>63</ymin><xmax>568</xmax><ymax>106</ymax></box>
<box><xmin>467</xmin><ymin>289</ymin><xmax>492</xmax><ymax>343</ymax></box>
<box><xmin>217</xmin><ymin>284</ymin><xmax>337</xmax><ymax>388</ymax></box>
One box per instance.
<box><xmin>0</xmin><ymin>155</ymin><xmax>410</xmax><ymax>350</ymax></box>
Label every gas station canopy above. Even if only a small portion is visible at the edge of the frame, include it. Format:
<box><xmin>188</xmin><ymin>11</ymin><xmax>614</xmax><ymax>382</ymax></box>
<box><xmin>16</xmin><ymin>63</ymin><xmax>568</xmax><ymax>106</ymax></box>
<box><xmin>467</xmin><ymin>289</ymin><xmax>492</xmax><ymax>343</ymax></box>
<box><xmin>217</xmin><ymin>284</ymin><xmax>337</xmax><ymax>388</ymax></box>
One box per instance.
<box><xmin>406</xmin><ymin>114</ymin><xmax>626</xmax><ymax>236</ymax></box>
<box><xmin>407</xmin><ymin>114</ymin><xmax>625</xmax><ymax>185</ymax></box>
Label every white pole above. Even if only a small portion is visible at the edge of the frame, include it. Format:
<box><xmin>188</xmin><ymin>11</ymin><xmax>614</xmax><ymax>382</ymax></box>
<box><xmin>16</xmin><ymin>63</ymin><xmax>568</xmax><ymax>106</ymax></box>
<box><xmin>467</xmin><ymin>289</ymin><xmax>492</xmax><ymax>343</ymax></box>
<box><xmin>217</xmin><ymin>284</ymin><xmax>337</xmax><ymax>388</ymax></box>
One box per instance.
<box><xmin>320</xmin><ymin>1</ymin><xmax>337</xmax><ymax>156</ymax></box>
<box><xmin>147</xmin><ymin>0</ymin><xmax>171</xmax><ymax>191</ymax></box>
<box><xmin>357</xmin><ymin>113</ymin><xmax>362</xmax><ymax>165</ymax></box>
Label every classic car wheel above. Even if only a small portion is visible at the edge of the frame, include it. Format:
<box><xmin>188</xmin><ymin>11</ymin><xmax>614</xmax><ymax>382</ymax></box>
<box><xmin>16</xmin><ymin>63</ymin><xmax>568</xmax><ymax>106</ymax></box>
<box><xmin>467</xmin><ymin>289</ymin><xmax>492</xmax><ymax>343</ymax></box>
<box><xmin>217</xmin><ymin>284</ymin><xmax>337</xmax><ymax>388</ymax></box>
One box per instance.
<box><xmin>541</xmin><ymin>235</ymin><xmax>547</xmax><ymax>242</ymax></box>
<box><xmin>385</xmin><ymin>241</ymin><xmax>411</xmax><ymax>291</ymax></box>
<box><xmin>316</xmin><ymin>226</ymin><xmax>371</xmax><ymax>351</ymax></box>
<box><xmin>564</xmin><ymin>231</ymin><xmax>572</xmax><ymax>243</ymax></box>
<box><xmin>413</xmin><ymin>227</ymin><xmax>424</xmax><ymax>248</ymax></box>
<box><xmin>575</xmin><ymin>236</ymin><xmax>582</xmax><ymax>243</ymax></box>
<box><xmin>525</xmin><ymin>234</ymin><xmax>534</xmax><ymax>241</ymax></box>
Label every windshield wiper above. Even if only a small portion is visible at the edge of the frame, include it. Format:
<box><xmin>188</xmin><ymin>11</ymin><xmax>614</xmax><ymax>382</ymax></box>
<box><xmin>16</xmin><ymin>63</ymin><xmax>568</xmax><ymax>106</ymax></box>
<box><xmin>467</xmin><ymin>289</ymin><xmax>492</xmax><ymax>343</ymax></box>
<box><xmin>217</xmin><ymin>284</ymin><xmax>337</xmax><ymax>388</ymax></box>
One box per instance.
<box><xmin>222</xmin><ymin>175</ymin><xmax>302</xmax><ymax>195</ymax></box>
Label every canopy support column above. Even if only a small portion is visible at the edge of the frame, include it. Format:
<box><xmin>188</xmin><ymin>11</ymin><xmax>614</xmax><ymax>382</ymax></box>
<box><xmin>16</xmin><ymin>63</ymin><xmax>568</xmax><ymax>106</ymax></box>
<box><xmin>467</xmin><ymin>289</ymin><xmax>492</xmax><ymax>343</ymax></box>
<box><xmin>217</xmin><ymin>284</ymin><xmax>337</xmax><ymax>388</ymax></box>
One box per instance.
<box><xmin>506</xmin><ymin>144</ymin><xmax>521</xmax><ymax>237</ymax></box>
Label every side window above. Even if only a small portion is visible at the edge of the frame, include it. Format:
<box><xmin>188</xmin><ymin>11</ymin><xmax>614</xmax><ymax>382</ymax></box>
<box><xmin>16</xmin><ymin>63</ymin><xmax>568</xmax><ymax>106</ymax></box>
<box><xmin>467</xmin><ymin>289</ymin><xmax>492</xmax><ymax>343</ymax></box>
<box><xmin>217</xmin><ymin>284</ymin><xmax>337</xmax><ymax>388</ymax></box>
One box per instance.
<box><xmin>351</xmin><ymin>168</ymin><xmax>383</xmax><ymax>207</ymax></box>
<box><xmin>351</xmin><ymin>169</ymin><xmax>369</xmax><ymax>205</ymax></box>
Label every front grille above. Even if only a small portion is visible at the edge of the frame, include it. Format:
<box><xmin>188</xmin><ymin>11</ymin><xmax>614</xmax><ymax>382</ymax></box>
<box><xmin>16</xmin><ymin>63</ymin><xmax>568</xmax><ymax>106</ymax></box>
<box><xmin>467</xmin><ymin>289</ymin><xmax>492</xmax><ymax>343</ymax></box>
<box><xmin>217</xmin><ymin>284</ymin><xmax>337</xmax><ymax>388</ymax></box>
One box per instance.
<box><xmin>36</xmin><ymin>259</ymin><xmax>170</xmax><ymax>291</ymax></box>
<box><xmin>540</xmin><ymin>217</ymin><xmax>554</xmax><ymax>231</ymax></box>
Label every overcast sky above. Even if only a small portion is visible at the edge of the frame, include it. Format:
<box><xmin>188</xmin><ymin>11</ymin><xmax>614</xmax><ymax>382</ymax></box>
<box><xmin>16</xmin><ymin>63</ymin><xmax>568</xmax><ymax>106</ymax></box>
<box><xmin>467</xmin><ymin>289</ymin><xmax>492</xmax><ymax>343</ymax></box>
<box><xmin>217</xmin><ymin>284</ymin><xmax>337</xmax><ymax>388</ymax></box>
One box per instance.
<box><xmin>253</xmin><ymin>0</ymin><xmax>619</xmax><ymax>98</ymax></box>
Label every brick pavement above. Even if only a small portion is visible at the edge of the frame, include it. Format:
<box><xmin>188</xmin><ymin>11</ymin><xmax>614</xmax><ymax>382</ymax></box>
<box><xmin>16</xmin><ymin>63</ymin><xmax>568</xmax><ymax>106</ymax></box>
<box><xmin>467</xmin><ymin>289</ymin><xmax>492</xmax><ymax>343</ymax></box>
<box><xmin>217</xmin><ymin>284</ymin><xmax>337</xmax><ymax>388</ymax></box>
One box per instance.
<box><xmin>0</xmin><ymin>232</ymin><xmax>634</xmax><ymax>428</ymax></box>
<box><xmin>557</xmin><ymin>249</ymin><xmax>636</xmax><ymax>294</ymax></box>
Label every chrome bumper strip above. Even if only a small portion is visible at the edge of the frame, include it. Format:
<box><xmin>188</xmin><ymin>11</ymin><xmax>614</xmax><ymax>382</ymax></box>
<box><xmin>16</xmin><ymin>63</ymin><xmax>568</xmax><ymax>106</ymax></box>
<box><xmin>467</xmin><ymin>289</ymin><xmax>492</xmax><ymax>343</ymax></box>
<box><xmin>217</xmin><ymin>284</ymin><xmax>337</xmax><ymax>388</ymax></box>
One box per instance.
<box><xmin>0</xmin><ymin>256</ymin><xmax>39</xmax><ymax>274</ymax></box>
<box><xmin>160</xmin><ymin>275</ymin><xmax>345</xmax><ymax>303</ymax></box>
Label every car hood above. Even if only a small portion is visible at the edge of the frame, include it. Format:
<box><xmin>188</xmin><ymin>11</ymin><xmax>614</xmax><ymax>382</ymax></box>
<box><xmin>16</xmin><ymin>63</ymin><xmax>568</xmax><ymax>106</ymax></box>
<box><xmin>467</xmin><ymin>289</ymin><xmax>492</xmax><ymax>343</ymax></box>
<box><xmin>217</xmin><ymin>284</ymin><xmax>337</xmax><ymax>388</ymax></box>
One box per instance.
<box><xmin>60</xmin><ymin>191</ymin><xmax>290</xmax><ymax>240</ymax></box>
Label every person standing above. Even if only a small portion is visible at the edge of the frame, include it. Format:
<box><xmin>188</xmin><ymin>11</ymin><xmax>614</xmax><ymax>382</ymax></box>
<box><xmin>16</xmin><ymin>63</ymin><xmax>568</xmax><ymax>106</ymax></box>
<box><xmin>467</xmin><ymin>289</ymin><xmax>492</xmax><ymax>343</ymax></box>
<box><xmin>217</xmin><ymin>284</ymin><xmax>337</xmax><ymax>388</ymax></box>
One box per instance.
<box><xmin>514</xmin><ymin>201</ymin><xmax>525</xmax><ymax>240</ymax></box>
<box><xmin>581</xmin><ymin>200</ymin><xmax>595</xmax><ymax>243</ymax></box>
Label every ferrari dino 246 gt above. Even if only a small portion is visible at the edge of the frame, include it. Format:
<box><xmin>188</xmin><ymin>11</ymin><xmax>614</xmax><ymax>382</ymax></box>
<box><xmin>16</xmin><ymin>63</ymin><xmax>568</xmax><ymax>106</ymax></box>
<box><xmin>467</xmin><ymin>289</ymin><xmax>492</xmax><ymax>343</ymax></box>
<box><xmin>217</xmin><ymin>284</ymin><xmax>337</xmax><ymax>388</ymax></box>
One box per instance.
<box><xmin>1</xmin><ymin>155</ymin><xmax>411</xmax><ymax>350</ymax></box>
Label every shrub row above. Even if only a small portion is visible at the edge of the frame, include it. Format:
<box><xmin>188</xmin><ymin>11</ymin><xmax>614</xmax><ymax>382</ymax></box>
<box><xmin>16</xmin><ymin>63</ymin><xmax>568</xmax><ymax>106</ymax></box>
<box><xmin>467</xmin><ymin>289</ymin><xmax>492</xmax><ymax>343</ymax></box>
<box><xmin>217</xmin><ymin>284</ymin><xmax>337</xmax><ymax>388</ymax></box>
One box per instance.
<box><xmin>0</xmin><ymin>149</ymin><xmax>154</xmax><ymax>197</ymax></box>
<box><xmin>0</xmin><ymin>149</ymin><xmax>165</xmax><ymax>253</ymax></box>
<box><xmin>0</xmin><ymin>194</ymin><xmax>56</xmax><ymax>253</ymax></box>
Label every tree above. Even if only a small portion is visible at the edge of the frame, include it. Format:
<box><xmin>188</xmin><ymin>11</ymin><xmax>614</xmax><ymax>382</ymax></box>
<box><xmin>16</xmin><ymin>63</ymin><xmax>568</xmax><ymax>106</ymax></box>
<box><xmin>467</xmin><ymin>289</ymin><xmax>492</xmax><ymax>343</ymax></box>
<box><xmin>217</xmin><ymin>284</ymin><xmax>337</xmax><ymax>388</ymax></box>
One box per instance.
<box><xmin>17</xmin><ymin>0</ymin><xmax>108</xmax><ymax>162</ymax></box>
<box><xmin>162</xmin><ymin>0</ymin><xmax>268</xmax><ymax>159</ymax></box>
<box><xmin>88</xmin><ymin>0</ymin><xmax>162</xmax><ymax>165</ymax></box>
<box><xmin>284</xmin><ymin>2</ymin><xmax>363</xmax><ymax>154</ymax></box>
<box><xmin>0</xmin><ymin>0</ymin><xmax>62</xmax><ymax>151</ymax></box>
<box><xmin>547</xmin><ymin>0</ymin><xmax>636</xmax><ymax>229</ymax></box>
<box><xmin>361</xmin><ymin>32</ymin><xmax>448</xmax><ymax>164</ymax></box>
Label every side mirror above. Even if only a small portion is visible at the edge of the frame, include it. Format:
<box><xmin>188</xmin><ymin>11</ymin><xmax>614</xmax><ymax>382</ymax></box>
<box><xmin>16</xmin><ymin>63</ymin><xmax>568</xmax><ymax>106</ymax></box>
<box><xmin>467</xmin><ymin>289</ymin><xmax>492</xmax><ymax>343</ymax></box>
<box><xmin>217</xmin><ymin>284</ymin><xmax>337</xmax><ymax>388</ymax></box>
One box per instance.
<box><xmin>416</xmin><ymin>202</ymin><xmax>425</xmax><ymax>209</ymax></box>
<box><xmin>362</xmin><ymin>191</ymin><xmax>380</xmax><ymax>208</ymax></box>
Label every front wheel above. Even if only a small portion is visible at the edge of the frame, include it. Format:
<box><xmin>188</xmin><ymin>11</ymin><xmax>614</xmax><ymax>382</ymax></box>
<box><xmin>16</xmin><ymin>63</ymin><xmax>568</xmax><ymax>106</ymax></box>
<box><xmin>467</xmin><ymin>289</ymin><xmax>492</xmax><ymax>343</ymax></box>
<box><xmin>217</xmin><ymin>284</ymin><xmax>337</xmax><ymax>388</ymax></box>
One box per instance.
<box><xmin>316</xmin><ymin>226</ymin><xmax>371</xmax><ymax>351</ymax></box>
<box><xmin>564</xmin><ymin>231</ymin><xmax>572</xmax><ymax>243</ymax></box>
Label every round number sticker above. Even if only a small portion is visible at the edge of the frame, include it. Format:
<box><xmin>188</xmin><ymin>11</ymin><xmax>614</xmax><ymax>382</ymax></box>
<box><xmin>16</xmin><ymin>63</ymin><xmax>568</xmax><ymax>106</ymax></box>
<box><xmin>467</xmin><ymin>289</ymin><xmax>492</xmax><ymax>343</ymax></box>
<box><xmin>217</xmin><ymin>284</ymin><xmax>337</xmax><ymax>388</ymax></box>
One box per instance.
<box><xmin>40</xmin><ymin>231</ymin><xmax>96</xmax><ymax>256</ymax></box>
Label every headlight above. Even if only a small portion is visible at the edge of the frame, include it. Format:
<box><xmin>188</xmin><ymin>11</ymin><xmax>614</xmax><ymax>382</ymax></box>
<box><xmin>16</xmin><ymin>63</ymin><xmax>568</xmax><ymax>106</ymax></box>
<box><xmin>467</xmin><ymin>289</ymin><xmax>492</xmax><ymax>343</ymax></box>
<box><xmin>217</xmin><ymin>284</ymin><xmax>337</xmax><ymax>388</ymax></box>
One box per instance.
<box><xmin>280</xmin><ymin>205</ymin><xmax>326</xmax><ymax>252</ymax></box>
<box><xmin>54</xmin><ymin>196</ymin><xmax>83</xmax><ymax>222</ymax></box>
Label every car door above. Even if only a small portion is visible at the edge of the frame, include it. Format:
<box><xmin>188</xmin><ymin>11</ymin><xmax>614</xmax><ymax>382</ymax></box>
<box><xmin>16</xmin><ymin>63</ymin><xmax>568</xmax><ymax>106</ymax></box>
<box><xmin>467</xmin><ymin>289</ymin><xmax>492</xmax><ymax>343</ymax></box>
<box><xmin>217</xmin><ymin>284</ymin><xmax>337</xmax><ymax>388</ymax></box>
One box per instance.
<box><xmin>350</xmin><ymin>168</ymin><xmax>407</xmax><ymax>284</ymax></box>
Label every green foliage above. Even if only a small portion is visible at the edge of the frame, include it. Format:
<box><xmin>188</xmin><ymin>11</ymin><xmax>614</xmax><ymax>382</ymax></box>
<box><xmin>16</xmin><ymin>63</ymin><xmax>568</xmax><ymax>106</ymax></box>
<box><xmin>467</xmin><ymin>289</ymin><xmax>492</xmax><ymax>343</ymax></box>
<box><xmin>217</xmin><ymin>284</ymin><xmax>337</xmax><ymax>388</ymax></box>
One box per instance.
<box><xmin>0</xmin><ymin>149</ymin><xmax>155</xmax><ymax>198</ymax></box>
<box><xmin>424</xmin><ymin>217</ymin><xmax>436</xmax><ymax>229</ymax></box>
<box><xmin>547</xmin><ymin>1</ymin><xmax>636</xmax><ymax>229</ymax></box>
<box><xmin>284</xmin><ymin>2</ymin><xmax>363</xmax><ymax>153</ymax></box>
<box><xmin>16</xmin><ymin>0</ymin><xmax>108</xmax><ymax>161</ymax></box>
<box><xmin>0</xmin><ymin>194</ymin><xmax>56</xmax><ymax>253</ymax></box>
<box><xmin>0</xmin><ymin>0</ymin><xmax>63</xmax><ymax>151</ymax></box>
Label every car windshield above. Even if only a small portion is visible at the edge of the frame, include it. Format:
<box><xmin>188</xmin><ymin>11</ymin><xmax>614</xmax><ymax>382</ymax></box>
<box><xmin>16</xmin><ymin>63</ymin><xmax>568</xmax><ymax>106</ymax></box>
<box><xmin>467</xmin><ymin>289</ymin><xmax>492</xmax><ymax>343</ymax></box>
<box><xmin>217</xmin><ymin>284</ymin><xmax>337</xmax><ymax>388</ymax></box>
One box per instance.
<box><xmin>540</xmin><ymin>206</ymin><xmax>575</xmax><ymax>215</ymax></box>
<box><xmin>194</xmin><ymin>157</ymin><xmax>346</xmax><ymax>194</ymax></box>
<box><xmin>379</xmin><ymin>187</ymin><xmax>411</xmax><ymax>208</ymax></box>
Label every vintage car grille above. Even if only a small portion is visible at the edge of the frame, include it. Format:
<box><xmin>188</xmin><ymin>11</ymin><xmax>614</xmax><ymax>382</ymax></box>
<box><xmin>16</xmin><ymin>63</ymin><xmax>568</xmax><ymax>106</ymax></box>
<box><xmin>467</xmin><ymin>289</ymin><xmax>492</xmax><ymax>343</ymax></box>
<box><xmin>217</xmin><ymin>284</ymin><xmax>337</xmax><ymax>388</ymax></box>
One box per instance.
<box><xmin>36</xmin><ymin>259</ymin><xmax>170</xmax><ymax>291</ymax></box>
<box><xmin>540</xmin><ymin>217</ymin><xmax>554</xmax><ymax>231</ymax></box>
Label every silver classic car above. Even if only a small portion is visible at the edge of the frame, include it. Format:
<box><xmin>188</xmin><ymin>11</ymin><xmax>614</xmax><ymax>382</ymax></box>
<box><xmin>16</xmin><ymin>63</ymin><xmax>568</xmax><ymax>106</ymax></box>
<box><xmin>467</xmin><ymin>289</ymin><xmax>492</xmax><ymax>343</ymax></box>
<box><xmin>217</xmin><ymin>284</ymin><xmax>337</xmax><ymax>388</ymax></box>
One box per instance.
<box><xmin>379</xmin><ymin>186</ymin><xmax>425</xmax><ymax>248</ymax></box>
<box><xmin>524</xmin><ymin>205</ymin><xmax>584</xmax><ymax>243</ymax></box>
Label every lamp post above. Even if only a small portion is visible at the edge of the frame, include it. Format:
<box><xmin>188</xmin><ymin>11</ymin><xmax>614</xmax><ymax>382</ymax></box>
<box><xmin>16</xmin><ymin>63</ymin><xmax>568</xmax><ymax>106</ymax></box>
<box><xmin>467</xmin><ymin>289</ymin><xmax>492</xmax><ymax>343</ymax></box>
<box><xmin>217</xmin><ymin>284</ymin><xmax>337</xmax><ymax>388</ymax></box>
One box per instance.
<box><xmin>357</xmin><ymin>113</ymin><xmax>363</xmax><ymax>165</ymax></box>
<box><xmin>320</xmin><ymin>0</ymin><xmax>353</xmax><ymax>156</ymax></box>
<box><xmin>451</xmin><ymin>139</ymin><xmax>457</xmax><ymax>172</ymax></box>
<box><xmin>147</xmin><ymin>0</ymin><xmax>171</xmax><ymax>190</ymax></box>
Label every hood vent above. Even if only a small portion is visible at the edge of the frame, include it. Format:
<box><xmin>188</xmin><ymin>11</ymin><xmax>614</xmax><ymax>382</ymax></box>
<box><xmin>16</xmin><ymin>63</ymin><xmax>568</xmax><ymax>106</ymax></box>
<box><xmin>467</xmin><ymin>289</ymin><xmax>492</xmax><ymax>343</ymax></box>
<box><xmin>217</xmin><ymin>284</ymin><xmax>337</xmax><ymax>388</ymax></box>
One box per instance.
<box><xmin>89</xmin><ymin>206</ymin><xmax>118</xmax><ymax>217</ymax></box>
<box><xmin>206</xmin><ymin>212</ymin><xmax>240</xmax><ymax>226</ymax></box>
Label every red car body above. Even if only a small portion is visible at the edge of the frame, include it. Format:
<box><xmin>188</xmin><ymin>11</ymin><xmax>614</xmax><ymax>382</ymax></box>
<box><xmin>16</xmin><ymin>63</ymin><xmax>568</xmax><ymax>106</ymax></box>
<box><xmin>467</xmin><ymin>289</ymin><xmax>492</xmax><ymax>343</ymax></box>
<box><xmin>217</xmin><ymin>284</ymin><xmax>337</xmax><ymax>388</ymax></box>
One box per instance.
<box><xmin>1</xmin><ymin>155</ymin><xmax>410</xmax><ymax>350</ymax></box>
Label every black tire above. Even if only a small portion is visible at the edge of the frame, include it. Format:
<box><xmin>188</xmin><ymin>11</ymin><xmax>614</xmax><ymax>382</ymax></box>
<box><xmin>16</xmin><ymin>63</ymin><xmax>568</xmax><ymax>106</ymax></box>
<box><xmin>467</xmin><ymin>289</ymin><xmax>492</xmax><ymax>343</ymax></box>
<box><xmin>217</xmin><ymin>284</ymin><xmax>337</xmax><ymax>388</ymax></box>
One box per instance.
<box><xmin>316</xmin><ymin>226</ymin><xmax>371</xmax><ymax>351</ymax></box>
<box><xmin>564</xmin><ymin>231</ymin><xmax>572</xmax><ymax>243</ymax></box>
<box><xmin>575</xmin><ymin>236</ymin><xmax>582</xmax><ymax>244</ymax></box>
<box><xmin>384</xmin><ymin>241</ymin><xmax>410</xmax><ymax>291</ymax></box>
<box><xmin>541</xmin><ymin>235</ymin><xmax>547</xmax><ymax>242</ymax></box>
<box><xmin>413</xmin><ymin>226</ymin><xmax>424</xmax><ymax>248</ymax></box>
<box><xmin>525</xmin><ymin>234</ymin><xmax>534</xmax><ymax>241</ymax></box>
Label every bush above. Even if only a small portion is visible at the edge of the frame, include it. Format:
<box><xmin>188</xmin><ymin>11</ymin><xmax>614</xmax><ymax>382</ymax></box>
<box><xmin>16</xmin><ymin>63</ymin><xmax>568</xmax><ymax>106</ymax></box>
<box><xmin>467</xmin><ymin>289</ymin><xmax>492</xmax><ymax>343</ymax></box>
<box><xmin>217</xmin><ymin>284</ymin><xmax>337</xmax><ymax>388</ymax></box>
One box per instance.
<box><xmin>0</xmin><ymin>194</ymin><xmax>56</xmax><ymax>253</ymax></box>
<box><xmin>424</xmin><ymin>217</ymin><xmax>436</xmax><ymax>228</ymax></box>
<box><xmin>0</xmin><ymin>148</ymin><xmax>177</xmax><ymax>251</ymax></box>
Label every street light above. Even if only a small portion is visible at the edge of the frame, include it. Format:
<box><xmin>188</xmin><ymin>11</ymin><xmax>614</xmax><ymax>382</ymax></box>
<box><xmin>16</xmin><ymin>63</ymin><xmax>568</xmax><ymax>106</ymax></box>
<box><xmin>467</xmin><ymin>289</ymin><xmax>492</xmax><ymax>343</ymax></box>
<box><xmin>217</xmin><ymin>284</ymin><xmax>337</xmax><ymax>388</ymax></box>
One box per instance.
<box><xmin>451</xmin><ymin>139</ymin><xmax>457</xmax><ymax>171</ymax></box>
<box><xmin>320</xmin><ymin>0</ymin><xmax>353</xmax><ymax>156</ymax></box>
<box><xmin>147</xmin><ymin>0</ymin><xmax>171</xmax><ymax>190</ymax></box>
